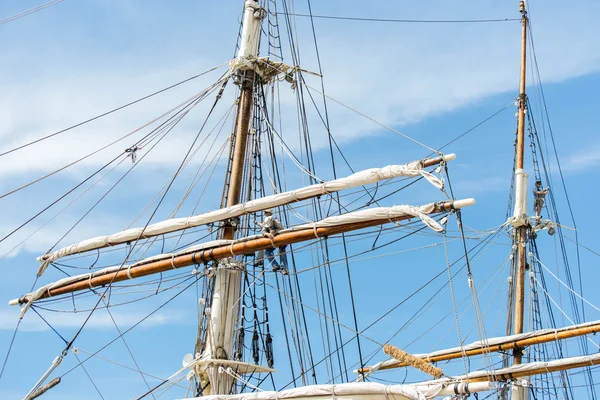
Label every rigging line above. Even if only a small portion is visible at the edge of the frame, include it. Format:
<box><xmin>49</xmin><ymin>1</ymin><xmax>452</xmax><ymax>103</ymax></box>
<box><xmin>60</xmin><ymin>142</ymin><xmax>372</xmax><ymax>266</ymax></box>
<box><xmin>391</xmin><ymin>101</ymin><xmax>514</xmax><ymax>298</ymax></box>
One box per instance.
<box><xmin>304</xmin><ymin>83</ymin><xmax>440</xmax><ymax>153</ymax></box>
<box><xmin>290</xmin><ymin>220</ymin><xmax>488</xmax><ymax>276</ymax></box>
<box><xmin>102</xmin><ymin>299</ymin><xmax>156</xmax><ymax>399</ymax></box>
<box><xmin>0</xmin><ymin>87</ymin><xmax>211</xmax><ymax>200</ymax></box>
<box><xmin>258</xmin><ymin>97</ymin><xmax>321</xmax><ymax>181</ymax></box>
<box><xmin>279</xmin><ymin>13</ymin><xmax>521</xmax><ymax>24</ymax></box>
<box><xmin>290</xmin><ymin>230</ymin><xmax>500</xmax><ymax>388</ymax></box>
<box><xmin>434</xmin><ymin>101</ymin><xmax>515</xmax><ymax>153</ymax></box>
<box><xmin>530</xmin><ymin>273</ymin><xmax>600</xmax><ymax>350</ymax></box>
<box><xmin>0</xmin><ymin>152</ymin><xmax>125</xmax><ymax>245</ymax></box>
<box><xmin>563</xmin><ymin>235</ymin><xmax>600</xmax><ymax>258</ymax></box>
<box><xmin>534</xmin><ymin>255</ymin><xmax>600</xmax><ymax>315</ymax></box>
<box><xmin>359</xmin><ymin>254</ymin><xmax>474</xmax><ymax>370</ymax></box>
<box><xmin>0</xmin><ymin>61</ymin><xmax>230</xmax><ymax>157</ymax></box>
<box><xmin>295</xmin><ymin>68</ymin><xmax>383</xmax><ymax>210</ymax></box>
<box><xmin>446</xmin><ymin>166</ymin><xmax>496</xmax><ymax>378</ymax></box>
<box><xmin>276</xmin><ymin>235</ymin><xmax>478</xmax><ymax>391</ymax></box>
<box><xmin>443</xmin><ymin>231</ymin><xmax>468</xmax><ymax>375</ymax></box>
<box><xmin>7</xmin><ymin>80</ymin><xmax>220</xmax><ymax>261</ymax></box>
<box><xmin>309</xmin><ymin>0</ymin><xmax>366</xmax><ymax>376</ymax></box>
<box><xmin>0</xmin><ymin>319</ymin><xmax>22</xmax><ymax>383</ymax></box>
<box><xmin>56</xmin><ymin>80</ymin><xmax>228</xmax><ymax>371</ymax></box>
<box><xmin>30</xmin><ymin>307</ymin><xmax>68</xmax><ymax>344</ymax></box>
<box><xmin>362</xmin><ymin>227</ymin><xmax>503</xmax><ymax>334</ymax></box>
<box><xmin>61</xmin><ymin>273</ymin><xmax>200</xmax><ymax>379</ymax></box>
<box><xmin>422</xmin><ymin>256</ymin><xmax>509</xmax><ymax>353</ymax></box>
<box><xmin>527</xmin><ymin>19</ymin><xmax>585</xmax><ymax>317</ymax></box>
<box><xmin>73</xmin><ymin>351</ymin><xmax>105</xmax><ymax>399</ymax></box>
<box><xmin>35</xmin><ymin>274</ymin><xmax>192</xmax><ymax>306</ymax></box>
<box><xmin>276</xmin><ymin>228</ymin><xmax>502</xmax><ymax>367</ymax></box>
<box><xmin>260</xmin><ymin>74</ymin><xmax>321</xmax><ymax>382</ymax></box>
<box><xmin>3</xmin><ymin>94</ymin><xmax>198</xmax><ymax>255</ymax></box>
<box><xmin>263</xmin><ymin>277</ymin><xmax>382</xmax><ymax>347</ymax></box>
<box><xmin>0</xmin><ymin>158</ymin><xmax>129</xmax><ymax>261</ymax></box>
<box><xmin>171</xmin><ymin>105</ymin><xmax>235</xmax><ymax>218</ymax></box>
<box><xmin>44</xmin><ymin>115</ymin><xmax>179</xmax><ymax>255</ymax></box>
<box><xmin>61</xmin><ymin>94</ymin><xmax>218</xmax><ymax>265</ymax></box>
<box><xmin>34</xmin><ymin>275</ymin><xmax>198</xmax><ymax>312</ymax></box>
<box><xmin>188</xmin><ymin>135</ymin><xmax>231</xmax><ymax>220</ymax></box>
<box><xmin>0</xmin><ymin>0</ymin><xmax>63</xmax><ymax>26</ymax></box>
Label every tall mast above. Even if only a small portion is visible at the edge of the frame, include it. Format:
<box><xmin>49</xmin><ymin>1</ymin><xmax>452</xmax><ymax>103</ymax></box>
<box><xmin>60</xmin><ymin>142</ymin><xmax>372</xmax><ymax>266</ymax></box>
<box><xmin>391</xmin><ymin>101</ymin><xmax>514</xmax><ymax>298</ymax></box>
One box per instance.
<box><xmin>512</xmin><ymin>0</ymin><xmax>528</xmax><ymax>366</ymax></box>
<box><xmin>505</xmin><ymin>6</ymin><xmax>530</xmax><ymax>398</ymax></box>
<box><xmin>199</xmin><ymin>0</ymin><xmax>263</xmax><ymax>395</ymax></box>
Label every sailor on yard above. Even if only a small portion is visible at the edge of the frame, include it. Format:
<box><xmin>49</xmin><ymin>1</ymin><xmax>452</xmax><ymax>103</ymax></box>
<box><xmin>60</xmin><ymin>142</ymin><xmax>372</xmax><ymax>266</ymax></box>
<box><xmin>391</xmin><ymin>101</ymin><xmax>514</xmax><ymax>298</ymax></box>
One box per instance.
<box><xmin>259</xmin><ymin>209</ymin><xmax>288</xmax><ymax>275</ymax></box>
<box><xmin>533</xmin><ymin>180</ymin><xmax>549</xmax><ymax>218</ymax></box>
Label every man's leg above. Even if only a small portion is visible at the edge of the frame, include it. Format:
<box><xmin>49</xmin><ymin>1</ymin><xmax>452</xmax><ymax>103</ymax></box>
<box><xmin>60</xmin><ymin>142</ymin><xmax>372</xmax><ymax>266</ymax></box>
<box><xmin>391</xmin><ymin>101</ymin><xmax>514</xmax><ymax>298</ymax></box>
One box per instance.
<box><xmin>265</xmin><ymin>248</ymin><xmax>280</xmax><ymax>272</ymax></box>
<box><xmin>278</xmin><ymin>246</ymin><xmax>288</xmax><ymax>275</ymax></box>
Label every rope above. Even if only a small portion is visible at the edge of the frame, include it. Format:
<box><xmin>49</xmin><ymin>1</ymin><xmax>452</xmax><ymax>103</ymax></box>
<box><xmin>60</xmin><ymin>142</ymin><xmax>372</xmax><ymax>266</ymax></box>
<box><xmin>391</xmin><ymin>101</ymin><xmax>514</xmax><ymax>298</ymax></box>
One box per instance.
<box><xmin>0</xmin><ymin>0</ymin><xmax>63</xmax><ymax>26</ymax></box>
<box><xmin>530</xmin><ymin>273</ymin><xmax>600</xmax><ymax>350</ymax></box>
<box><xmin>0</xmin><ymin>61</ymin><xmax>230</xmax><ymax>157</ymax></box>
<box><xmin>304</xmin><ymin>83</ymin><xmax>440</xmax><ymax>154</ymax></box>
<box><xmin>443</xmin><ymin>231</ymin><xmax>468</xmax><ymax>375</ymax></box>
<box><xmin>534</xmin><ymin>254</ymin><xmax>600</xmax><ymax>314</ymax></box>
<box><xmin>279</xmin><ymin>13</ymin><xmax>521</xmax><ymax>24</ymax></box>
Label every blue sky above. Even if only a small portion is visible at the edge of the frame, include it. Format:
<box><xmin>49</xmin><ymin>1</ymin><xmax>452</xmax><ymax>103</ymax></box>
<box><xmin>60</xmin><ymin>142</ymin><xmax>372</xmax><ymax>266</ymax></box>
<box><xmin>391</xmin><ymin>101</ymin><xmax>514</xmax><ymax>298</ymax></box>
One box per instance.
<box><xmin>1</xmin><ymin>0</ymin><xmax>600</xmax><ymax>398</ymax></box>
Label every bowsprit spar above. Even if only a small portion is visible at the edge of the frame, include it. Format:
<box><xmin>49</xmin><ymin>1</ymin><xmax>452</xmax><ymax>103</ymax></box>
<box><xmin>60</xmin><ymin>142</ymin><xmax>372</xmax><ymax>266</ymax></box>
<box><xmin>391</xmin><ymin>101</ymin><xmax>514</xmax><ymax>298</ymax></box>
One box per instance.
<box><xmin>2</xmin><ymin>1</ymin><xmax>599</xmax><ymax>399</ymax></box>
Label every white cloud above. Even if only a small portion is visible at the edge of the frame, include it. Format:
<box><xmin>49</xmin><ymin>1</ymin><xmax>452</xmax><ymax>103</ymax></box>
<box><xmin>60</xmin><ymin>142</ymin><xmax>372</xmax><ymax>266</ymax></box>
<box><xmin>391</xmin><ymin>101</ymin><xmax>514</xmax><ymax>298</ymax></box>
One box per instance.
<box><xmin>559</xmin><ymin>145</ymin><xmax>600</xmax><ymax>173</ymax></box>
<box><xmin>0</xmin><ymin>211</ymin><xmax>127</xmax><ymax>259</ymax></box>
<box><xmin>1</xmin><ymin>1</ymin><xmax>598</xmax><ymax>182</ymax></box>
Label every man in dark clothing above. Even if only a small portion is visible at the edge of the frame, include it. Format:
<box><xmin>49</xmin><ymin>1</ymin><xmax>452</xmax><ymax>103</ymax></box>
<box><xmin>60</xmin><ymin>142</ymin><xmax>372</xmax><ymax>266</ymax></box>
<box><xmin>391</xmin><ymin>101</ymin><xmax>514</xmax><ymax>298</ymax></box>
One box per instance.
<box><xmin>533</xmin><ymin>180</ymin><xmax>549</xmax><ymax>218</ymax></box>
<box><xmin>259</xmin><ymin>209</ymin><xmax>288</xmax><ymax>275</ymax></box>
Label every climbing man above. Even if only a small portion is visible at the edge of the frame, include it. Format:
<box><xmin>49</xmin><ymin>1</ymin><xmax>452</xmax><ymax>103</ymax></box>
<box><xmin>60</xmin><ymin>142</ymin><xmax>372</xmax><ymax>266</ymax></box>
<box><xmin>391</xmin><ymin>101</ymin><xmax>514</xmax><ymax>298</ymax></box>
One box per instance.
<box><xmin>533</xmin><ymin>180</ymin><xmax>549</xmax><ymax>219</ymax></box>
<box><xmin>259</xmin><ymin>209</ymin><xmax>288</xmax><ymax>275</ymax></box>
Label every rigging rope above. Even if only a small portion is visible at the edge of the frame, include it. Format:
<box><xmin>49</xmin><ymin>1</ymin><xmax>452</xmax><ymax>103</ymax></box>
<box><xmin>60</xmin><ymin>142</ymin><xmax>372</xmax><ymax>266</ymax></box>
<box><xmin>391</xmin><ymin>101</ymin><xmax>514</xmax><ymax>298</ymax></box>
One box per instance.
<box><xmin>304</xmin><ymin>84</ymin><xmax>441</xmax><ymax>154</ymax></box>
<box><xmin>279</xmin><ymin>13</ymin><xmax>521</xmax><ymax>24</ymax></box>
<box><xmin>0</xmin><ymin>0</ymin><xmax>63</xmax><ymax>26</ymax></box>
<box><xmin>0</xmin><ymin>62</ymin><xmax>230</xmax><ymax>157</ymax></box>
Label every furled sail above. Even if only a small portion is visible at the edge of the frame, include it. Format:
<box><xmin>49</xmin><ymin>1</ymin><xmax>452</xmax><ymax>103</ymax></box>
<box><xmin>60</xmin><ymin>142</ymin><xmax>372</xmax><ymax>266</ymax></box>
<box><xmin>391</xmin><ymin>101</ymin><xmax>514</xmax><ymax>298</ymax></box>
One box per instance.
<box><xmin>359</xmin><ymin>319</ymin><xmax>600</xmax><ymax>376</ymax></box>
<box><xmin>179</xmin><ymin>381</ymin><xmax>493</xmax><ymax>400</ymax></box>
<box><xmin>35</xmin><ymin>155</ymin><xmax>455</xmax><ymax>276</ymax></box>
<box><xmin>11</xmin><ymin>198</ymin><xmax>473</xmax><ymax>317</ymax></box>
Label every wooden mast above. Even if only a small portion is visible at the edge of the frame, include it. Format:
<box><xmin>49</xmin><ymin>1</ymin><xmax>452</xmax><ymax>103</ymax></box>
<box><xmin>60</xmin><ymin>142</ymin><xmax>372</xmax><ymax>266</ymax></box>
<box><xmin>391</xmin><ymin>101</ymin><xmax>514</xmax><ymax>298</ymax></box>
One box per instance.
<box><xmin>512</xmin><ymin>0</ymin><xmax>529</xmax><ymax>366</ymax></box>
<box><xmin>200</xmin><ymin>0</ymin><xmax>261</xmax><ymax>395</ymax></box>
<box><xmin>224</xmin><ymin>73</ymin><xmax>254</xmax><ymax>239</ymax></box>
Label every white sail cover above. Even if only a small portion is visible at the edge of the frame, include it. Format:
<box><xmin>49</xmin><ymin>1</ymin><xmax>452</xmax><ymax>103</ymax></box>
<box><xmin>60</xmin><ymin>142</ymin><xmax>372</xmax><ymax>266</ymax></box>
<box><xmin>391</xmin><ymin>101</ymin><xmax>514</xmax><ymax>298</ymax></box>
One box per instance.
<box><xmin>455</xmin><ymin>353</ymin><xmax>600</xmax><ymax>381</ymax></box>
<box><xmin>361</xmin><ymin>319</ymin><xmax>600</xmax><ymax>376</ymax></box>
<box><xmin>293</xmin><ymin>204</ymin><xmax>443</xmax><ymax>233</ymax></box>
<box><xmin>36</xmin><ymin>158</ymin><xmax>450</xmax><ymax>274</ymax></box>
<box><xmin>180</xmin><ymin>381</ymin><xmax>492</xmax><ymax>400</ymax></box>
<box><xmin>13</xmin><ymin>198</ymin><xmax>474</xmax><ymax>317</ymax></box>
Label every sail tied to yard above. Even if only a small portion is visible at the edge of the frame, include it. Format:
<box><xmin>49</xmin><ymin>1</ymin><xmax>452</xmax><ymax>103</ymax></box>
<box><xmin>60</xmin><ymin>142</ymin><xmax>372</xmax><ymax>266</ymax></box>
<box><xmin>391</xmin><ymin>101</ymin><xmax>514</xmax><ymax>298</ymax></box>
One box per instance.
<box><xmin>34</xmin><ymin>156</ymin><xmax>452</xmax><ymax>277</ymax></box>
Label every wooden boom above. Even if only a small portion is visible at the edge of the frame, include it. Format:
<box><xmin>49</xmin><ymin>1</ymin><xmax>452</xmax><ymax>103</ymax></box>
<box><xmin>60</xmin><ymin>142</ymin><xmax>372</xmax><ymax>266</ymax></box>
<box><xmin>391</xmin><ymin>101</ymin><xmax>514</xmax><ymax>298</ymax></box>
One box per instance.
<box><xmin>358</xmin><ymin>320</ymin><xmax>600</xmax><ymax>374</ymax></box>
<box><xmin>11</xmin><ymin>199</ymin><xmax>471</xmax><ymax>304</ymax></box>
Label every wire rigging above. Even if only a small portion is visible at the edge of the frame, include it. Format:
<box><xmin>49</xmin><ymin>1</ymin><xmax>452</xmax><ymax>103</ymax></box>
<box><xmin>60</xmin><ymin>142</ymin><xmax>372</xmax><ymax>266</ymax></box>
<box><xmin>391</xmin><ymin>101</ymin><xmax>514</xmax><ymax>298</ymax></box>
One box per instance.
<box><xmin>0</xmin><ymin>62</ymin><xmax>229</xmax><ymax>158</ymax></box>
<box><xmin>278</xmin><ymin>13</ymin><xmax>521</xmax><ymax>24</ymax></box>
<box><xmin>0</xmin><ymin>0</ymin><xmax>64</xmax><ymax>26</ymax></box>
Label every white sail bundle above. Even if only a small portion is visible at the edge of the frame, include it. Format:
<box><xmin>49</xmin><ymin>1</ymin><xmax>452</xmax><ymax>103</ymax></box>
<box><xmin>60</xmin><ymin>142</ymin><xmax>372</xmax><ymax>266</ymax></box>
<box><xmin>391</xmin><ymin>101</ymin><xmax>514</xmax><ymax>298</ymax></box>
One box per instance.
<box><xmin>454</xmin><ymin>352</ymin><xmax>600</xmax><ymax>381</ymax></box>
<box><xmin>292</xmin><ymin>203</ymin><xmax>450</xmax><ymax>233</ymax></box>
<box><xmin>180</xmin><ymin>381</ymin><xmax>493</xmax><ymax>400</ymax></box>
<box><xmin>12</xmin><ymin>198</ymin><xmax>472</xmax><ymax>316</ymax></box>
<box><xmin>35</xmin><ymin>156</ymin><xmax>454</xmax><ymax>275</ymax></box>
